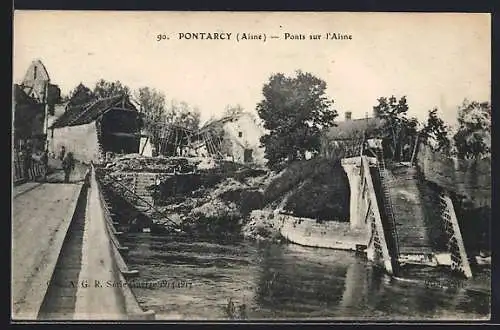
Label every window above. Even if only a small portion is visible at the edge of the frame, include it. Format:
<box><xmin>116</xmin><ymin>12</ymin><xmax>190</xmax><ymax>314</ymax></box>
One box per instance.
<box><xmin>238</xmin><ymin>132</ymin><xmax>243</xmax><ymax>138</ymax></box>
<box><xmin>33</xmin><ymin>66</ymin><xmax>37</xmax><ymax>79</ymax></box>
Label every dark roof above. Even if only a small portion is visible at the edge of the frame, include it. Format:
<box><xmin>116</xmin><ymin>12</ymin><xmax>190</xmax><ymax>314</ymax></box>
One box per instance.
<box><xmin>200</xmin><ymin>112</ymin><xmax>248</xmax><ymax>132</ymax></box>
<box><xmin>50</xmin><ymin>95</ymin><xmax>138</xmax><ymax>128</ymax></box>
<box><xmin>324</xmin><ymin>117</ymin><xmax>385</xmax><ymax>140</ymax></box>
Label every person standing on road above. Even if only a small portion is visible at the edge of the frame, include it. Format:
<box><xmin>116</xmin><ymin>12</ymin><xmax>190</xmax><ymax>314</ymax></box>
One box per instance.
<box><xmin>59</xmin><ymin>145</ymin><xmax>66</xmax><ymax>161</ymax></box>
<box><xmin>62</xmin><ymin>152</ymin><xmax>75</xmax><ymax>183</ymax></box>
<box><xmin>41</xmin><ymin>149</ymin><xmax>49</xmax><ymax>181</ymax></box>
<box><xmin>22</xmin><ymin>142</ymin><xmax>33</xmax><ymax>180</ymax></box>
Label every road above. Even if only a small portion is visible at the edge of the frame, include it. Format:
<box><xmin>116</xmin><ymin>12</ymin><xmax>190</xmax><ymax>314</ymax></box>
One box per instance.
<box><xmin>11</xmin><ymin>164</ymin><xmax>89</xmax><ymax>320</ymax></box>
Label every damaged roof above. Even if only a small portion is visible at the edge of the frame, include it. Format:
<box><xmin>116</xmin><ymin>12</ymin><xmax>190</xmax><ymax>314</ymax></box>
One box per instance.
<box><xmin>324</xmin><ymin>117</ymin><xmax>385</xmax><ymax>141</ymax></box>
<box><xmin>50</xmin><ymin>94</ymin><xmax>138</xmax><ymax>128</ymax></box>
<box><xmin>199</xmin><ymin>111</ymin><xmax>262</xmax><ymax>133</ymax></box>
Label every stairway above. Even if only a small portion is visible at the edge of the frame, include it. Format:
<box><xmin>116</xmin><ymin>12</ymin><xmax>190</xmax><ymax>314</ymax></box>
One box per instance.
<box><xmin>374</xmin><ymin>149</ymin><xmax>433</xmax><ymax>257</ymax></box>
<box><xmin>132</xmin><ymin>173</ymin><xmax>157</xmax><ymax>213</ymax></box>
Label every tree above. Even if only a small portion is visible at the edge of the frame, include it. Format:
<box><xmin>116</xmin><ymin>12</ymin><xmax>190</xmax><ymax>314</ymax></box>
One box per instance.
<box><xmin>93</xmin><ymin>79</ymin><xmax>130</xmax><ymax>99</ymax></box>
<box><xmin>373</xmin><ymin>95</ymin><xmax>418</xmax><ymax>161</ymax></box>
<box><xmin>166</xmin><ymin>100</ymin><xmax>201</xmax><ymax>131</ymax></box>
<box><xmin>420</xmin><ymin>108</ymin><xmax>451</xmax><ymax>154</ymax></box>
<box><xmin>135</xmin><ymin>86</ymin><xmax>167</xmax><ymax>148</ymax></box>
<box><xmin>136</xmin><ymin>87</ymin><xmax>166</xmax><ymax>122</ymax></box>
<box><xmin>453</xmin><ymin>99</ymin><xmax>491</xmax><ymax>159</ymax></box>
<box><xmin>257</xmin><ymin>70</ymin><xmax>336</xmax><ymax>170</ymax></box>
<box><xmin>67</xmin><ymin>83</ymin><xmax>96</xmax><ymax>107</ymax></box>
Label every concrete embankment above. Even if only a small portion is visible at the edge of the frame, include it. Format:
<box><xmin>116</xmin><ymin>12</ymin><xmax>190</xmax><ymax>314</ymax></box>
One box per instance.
<box><xmin>72</xmin><ymin>169</ymin><xmax>127</xmax><ymax>319</ymax></box>
<box><xmin>244</xmin><ymin>210</ymin><xmax>368</xmax><ymax>251</ymax></box>
<box><xmin>72</xmin><ymin>166</ymin><xmax>155</xmax><ymax>320</ymax></box>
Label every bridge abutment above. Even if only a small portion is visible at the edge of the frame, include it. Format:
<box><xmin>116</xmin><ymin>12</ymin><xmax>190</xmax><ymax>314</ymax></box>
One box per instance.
<box><xmin>341</xmin><ymin>157</ymin><xmax>362</xmax><ymax>229</ymax></box>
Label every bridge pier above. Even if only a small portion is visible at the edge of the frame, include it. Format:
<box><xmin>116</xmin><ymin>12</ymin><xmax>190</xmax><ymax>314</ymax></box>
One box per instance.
<box><xmin>341</xmin><ymin>157</ymin><xmax>363</xmax><ymax>229</ymax></box>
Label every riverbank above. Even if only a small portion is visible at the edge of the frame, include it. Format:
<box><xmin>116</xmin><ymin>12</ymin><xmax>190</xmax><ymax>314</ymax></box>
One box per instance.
<box><xmin>242</xmin><ymin>210</ymin><xmax>367</xmax><ymax>251</ymax></box>
<box><xmin>104</xmin><ymin>157</ymin><xmax>355</xmax><ymax>244</ymax></box>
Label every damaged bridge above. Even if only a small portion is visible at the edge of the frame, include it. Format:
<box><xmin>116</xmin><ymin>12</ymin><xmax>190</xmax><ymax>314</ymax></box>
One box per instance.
<box><xmin>341</xmin><ymin>141</ymin><xmax>473</xmax><ymax>279</ymax></box>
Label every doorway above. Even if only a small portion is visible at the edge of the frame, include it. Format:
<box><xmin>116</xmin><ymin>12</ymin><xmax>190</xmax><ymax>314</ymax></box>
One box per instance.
<box><xmin>244</xmin><ymin>148</ymin><xmax>253</xmax><ymax>163</ymax></box>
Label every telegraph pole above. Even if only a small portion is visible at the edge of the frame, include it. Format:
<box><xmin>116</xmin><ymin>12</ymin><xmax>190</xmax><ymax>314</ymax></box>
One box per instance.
<box><xmin>43</xmin><ymin>80</ymin><xmax>50</xmax><ymax>151</ymax></box>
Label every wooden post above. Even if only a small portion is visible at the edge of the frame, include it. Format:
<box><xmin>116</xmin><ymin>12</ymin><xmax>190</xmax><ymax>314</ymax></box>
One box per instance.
<box><xmin>410</xmin><ymin>134</ymin><xmax>420</xmax><ymax>166</ymax></box>
<box><xmin>140</xmin><ymin>135</ymin><xmax>149</xmax><ymax>155</ymax></box>
<box><xmin>43</xmin><ymin>81</ymin><xmax>50</xmax><ymax>151</ymax></box>
<box><xmin>174</xmin><ymin>128</ymin><xmax>179</xmax><ymax>156</ymax></box>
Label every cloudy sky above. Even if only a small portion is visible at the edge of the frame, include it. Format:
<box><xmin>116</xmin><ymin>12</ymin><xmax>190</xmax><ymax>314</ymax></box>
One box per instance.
<box><xmin>13</xmin><ymin>11</ymin><xmax>490</xmax><ymax>126</ymax></box>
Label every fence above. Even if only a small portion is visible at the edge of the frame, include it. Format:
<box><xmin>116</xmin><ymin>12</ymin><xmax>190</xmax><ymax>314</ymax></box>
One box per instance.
<box><xmin>359</xmin><ymin>155</ymin><xmax>394</xmax><ymax>275</ymax></box>
<box><xmin>13</xmin><ymin>152</ymin><xmax>46</xmax><ymax>184</ymax></box>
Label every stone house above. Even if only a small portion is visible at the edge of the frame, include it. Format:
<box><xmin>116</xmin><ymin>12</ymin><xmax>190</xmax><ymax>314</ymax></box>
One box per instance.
<box><xmin>321</xmin><ymin>111</ymin><xmax>385</xmax><ymax>160</ymax></box>
<box><xmin>197</xmin><ymin>112</ymin><xmax>266</xmax><ymax>165</ymax></box>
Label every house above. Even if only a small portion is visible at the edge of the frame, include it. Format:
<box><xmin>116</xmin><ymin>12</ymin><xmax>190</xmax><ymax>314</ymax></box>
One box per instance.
<box><xmin>13</xmin><ymin>59</ymin><xmax>61</xmax><ymax>151</ymax></box>
<box><xmin>13</xmin><ymin>84</ymin><xmax>45</xmax><ymax>151</ymax></box>
<box><xmin>321</xmin><ymin>111</ymin><xmax>385</xmax><ymax>160</ymax></box>
<box><xmin>48</xmin><ymin>94</ymin><xmax>141</xmax><ymax>163</ymax></box>
<box><xmin>21</xmin><ymin>60</ymin><xmax>61</xmax><ymax>105</ymax></box>
<box><xmin>197</xmin><ymin>112</ymin><xmax>266</xmax><ymax>165</ymax></box>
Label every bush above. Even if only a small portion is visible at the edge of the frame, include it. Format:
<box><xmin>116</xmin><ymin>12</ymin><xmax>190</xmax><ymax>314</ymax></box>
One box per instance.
<box><xmin>264</xmin><ymin>157</ymin><xmax>350</xmax><ymax>221</ymax></box>
<box><xmin>263</xmin><ymin>158</ymin><xmax>323</xmax><ymax>203</ymax></box>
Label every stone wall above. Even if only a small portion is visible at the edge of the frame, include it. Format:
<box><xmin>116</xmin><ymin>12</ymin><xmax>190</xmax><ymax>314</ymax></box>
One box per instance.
<box><xmin>277</xmin><ymin>213</ymin><xmax>368</xmax><ymax>251</ymax></box>
<box><xmin>49</xmin><ymin>122</ymin><xmax>99</xmax><ymax>163</ymax></box>
<box><xmin>416</xmin><ymin>144</ymin><xmax>491</xmax><ymax>207</ymax></box>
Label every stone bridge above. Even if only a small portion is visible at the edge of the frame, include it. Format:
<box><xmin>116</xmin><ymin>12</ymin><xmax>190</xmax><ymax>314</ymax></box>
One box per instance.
<box><xmin>12</xmin><ymin>163</ymin><xmax>155</xmax><ymax>320</ymax></box>
<box><xmin>340</xmin><ymin>145</ymin><xmax>472</xmax><ymax>279</ymax></box>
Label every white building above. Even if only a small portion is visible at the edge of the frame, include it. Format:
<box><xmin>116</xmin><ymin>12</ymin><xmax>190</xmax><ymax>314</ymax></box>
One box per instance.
<box><xmin>198</xmin><ymin>112</ymin><xmax>266</xmax><ymax>165</ymax></box>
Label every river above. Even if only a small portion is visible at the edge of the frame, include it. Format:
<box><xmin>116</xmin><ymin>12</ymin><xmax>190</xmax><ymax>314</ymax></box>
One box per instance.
<box><xmin>122</xmin><ymin>233</ymin><xmax>490</xmax><ymax>321</ymax></box>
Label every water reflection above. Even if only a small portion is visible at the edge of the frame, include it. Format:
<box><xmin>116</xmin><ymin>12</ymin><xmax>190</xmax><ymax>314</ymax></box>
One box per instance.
<box><xmin>123</xmin><ymin>234</ymin><xmax>490</xmax><ymax>320</ymax></box>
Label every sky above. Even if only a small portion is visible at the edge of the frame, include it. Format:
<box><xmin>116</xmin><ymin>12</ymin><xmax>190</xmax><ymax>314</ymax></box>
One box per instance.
<box><xmin>13</xmin><ymin>11</ymin><xmax>491</xmax><ymax>126</ymax></box>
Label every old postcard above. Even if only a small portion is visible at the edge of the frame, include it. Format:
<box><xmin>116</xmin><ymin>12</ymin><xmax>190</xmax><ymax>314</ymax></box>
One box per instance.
<box><xmin>12</xmin><ymin>11</ymin><xmax>491</xmax><ymax>321</ymax></box>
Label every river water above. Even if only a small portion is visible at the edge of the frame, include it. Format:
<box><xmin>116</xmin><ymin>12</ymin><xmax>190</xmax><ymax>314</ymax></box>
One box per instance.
<box><xmin>122</xmin><ymin>233</ymin><xmax>490</xmax><ymax>321</ymax></box>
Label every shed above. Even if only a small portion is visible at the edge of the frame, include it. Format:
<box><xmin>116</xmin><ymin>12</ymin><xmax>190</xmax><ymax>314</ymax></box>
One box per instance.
<box><xmin>48</xmin><ymin>94</ymin><xmax>141</xmax><ymax>163</ymax></box>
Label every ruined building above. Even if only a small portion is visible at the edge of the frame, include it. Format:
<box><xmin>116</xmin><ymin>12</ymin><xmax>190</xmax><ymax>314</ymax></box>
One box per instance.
<box><xmin>196</xmin><ymin>112</ymin><xmax>266</xmax><ymax>165</ymax></box>
<box><xmin>48</xmin><ymin>94</ymin><xmax>141</xmax><ymax>163</ymax></box>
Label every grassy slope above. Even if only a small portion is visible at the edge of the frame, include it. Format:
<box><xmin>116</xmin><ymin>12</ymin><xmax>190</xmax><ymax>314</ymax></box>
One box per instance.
<box><xmin>263</xmin><ymin>157</ymin><xmax>350</xmax><ymax>221</ymax></box>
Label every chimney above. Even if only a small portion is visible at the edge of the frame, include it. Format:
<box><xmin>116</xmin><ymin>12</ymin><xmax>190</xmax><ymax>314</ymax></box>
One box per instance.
<box><xmin>345</xmin><ymin>111</ymin><xmax>352</xmax><ymax>121</ymax></box>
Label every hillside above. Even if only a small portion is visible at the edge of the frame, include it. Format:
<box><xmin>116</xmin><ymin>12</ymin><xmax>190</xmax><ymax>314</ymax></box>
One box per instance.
<box><xmin>264</xmin><ymin>158</ymin><xmax>350</xmax><ymax>221</ymax></box>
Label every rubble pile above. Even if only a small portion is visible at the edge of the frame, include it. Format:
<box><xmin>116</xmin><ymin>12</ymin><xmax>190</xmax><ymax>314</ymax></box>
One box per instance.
<box><xmin>242</xmin><ymin>210</ymin><xmax>282</xmax><ymax>242</ymax></box>
<box><xmin>97</xmin><ymin>153</ymin><xmax>276</xmax><ymax>238</ymax></box>
<box><xmin>104</xmin><ymin>154</ymin><xmax>200</xmax><ymax>173</ymax></box>
<box><xmin>190</xmin><ymin>198</ymin><xmax>241</xmax><ymax>220</ymax></box>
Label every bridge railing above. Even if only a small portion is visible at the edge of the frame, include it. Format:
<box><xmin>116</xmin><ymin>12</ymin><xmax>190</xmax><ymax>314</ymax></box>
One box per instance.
<box><xmin>96</xmin><ymin>168</ymin><xmax>181</xmax><ymax>230</ymax></box>
<box><xmin>90</xmin><ymin>163</ymin><xmax>156</xmax><ymax>320</ymax></box>
<box><xmin>439</xmin><ymin>193</ymin><xmax>473</xmax><ymax>278</ymax></box>
<box><xmin>359</xmin><ymin>155</ymin><xmax>394</xmax><ymax>275</ymax></box>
